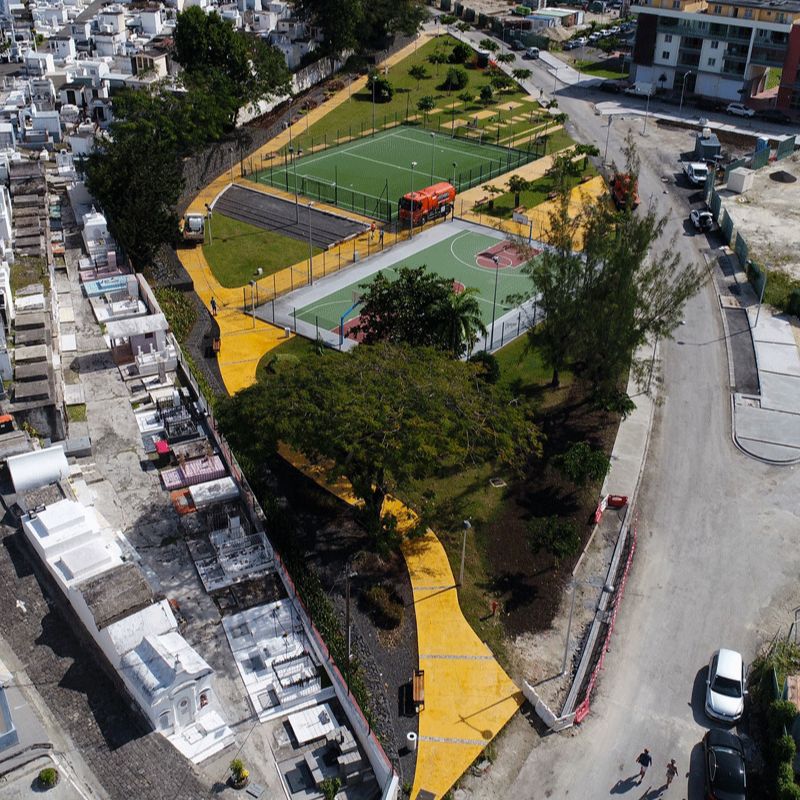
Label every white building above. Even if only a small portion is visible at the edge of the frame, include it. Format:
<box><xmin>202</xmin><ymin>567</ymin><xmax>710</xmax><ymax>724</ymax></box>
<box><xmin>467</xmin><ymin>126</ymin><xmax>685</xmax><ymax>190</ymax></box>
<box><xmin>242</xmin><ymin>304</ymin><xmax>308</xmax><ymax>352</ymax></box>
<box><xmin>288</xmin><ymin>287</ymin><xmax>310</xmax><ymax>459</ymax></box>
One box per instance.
<box><xmin>81</xmin><ymin>208</ymin><xmax>112</xmax><ymax>259</ymax></box>
<box><xmin>20</xmin><ymin>496</ymin><xmax>235</xmax><ymax>763</ymax></box>
<box><xmin>24</xmin><ymin>52</ymin><xmax>55</xmax><ymax>77</ymax></box>
<box><xmin>48</xmin><ymin>35</ymin><xmax>77</xmax><ymax>65</ymax></box>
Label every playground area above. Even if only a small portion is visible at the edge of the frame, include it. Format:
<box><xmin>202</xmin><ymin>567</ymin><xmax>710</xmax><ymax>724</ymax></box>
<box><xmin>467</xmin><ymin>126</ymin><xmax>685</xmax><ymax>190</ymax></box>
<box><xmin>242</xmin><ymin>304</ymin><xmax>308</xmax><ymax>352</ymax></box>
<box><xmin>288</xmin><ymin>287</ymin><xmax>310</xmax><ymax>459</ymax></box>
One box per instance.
<box><xmin>263</xmin><ymin>219</ymin><xmax>541</xmax><ymax>352</ymax></box>
<box><xmin>252</xmin><ymin>126</ymin><xmax>541</xmax><ymax>222</ymax></box>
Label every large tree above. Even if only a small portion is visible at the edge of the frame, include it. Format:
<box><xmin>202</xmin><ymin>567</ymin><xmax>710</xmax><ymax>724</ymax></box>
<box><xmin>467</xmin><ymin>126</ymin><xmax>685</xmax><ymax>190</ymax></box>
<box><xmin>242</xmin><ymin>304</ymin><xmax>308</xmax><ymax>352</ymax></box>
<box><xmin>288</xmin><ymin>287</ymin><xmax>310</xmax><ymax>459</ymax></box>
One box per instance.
<box><xmin>174</xmin><ymin>7</ymin><xmax>289</xmax><ymax>120</ymax></box>
<box><xmin>217</xmin><ymin>343</ymin><xmax>540</xmax><ymax>542</ymax></box>
<box><xmin>525</xmin><ymin>136</ymin><xmax>705</xmax><ymax>399</ymax></box>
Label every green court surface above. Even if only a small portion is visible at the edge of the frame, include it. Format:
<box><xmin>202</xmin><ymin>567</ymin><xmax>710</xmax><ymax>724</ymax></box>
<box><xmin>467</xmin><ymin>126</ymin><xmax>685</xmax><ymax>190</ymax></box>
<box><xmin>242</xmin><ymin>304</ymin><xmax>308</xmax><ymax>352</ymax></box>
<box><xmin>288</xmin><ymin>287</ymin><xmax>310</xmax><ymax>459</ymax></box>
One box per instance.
<box><xmin>255</xmin><ymin>127</ymin><xmax>537</xmax><ymax>221</ymax></box>
<box><xmin>294</xmin><ymin>230</ymin><xmax>537</xmax><ymax>333</ymax></box>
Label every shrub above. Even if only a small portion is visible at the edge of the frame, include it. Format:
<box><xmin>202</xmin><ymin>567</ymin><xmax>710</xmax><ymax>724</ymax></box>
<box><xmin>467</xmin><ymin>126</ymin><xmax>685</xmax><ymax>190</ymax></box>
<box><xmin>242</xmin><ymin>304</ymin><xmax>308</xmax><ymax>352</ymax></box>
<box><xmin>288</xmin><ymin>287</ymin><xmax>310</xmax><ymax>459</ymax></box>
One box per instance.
<box><xmin>361</xmin><ymin>584</ymin><xmax>404</xmax><ymax>629</ymax></box>
<box><xmin>480</xmin><ymin>84</ymin><xmax>494</xmax><ymax>105</ymax></box>
<box><xmin>154</xmin><ymin>286</ymin><xmax>197</xmax><ymax>344</ymax></box>
<box><xmin>788</xmin><ymin>288</ymin><xmax>800</xmax><ymax>318</ymax></box>
<box><xmin>449</xmin><ymin>42</ymin><xmax>472</xmax><ymax>64</ymax></box>
<box><xmin>770</xmin><ymin>699</ymin><xmax>799</xmax><ymax>740</ymax></box>
<box><xmin>321</xmin><ymin>777</ymin><xmax>343</xmax><ymax>800</ymax></box>
<box><xmin>442</xmin><ymin>66</ymin><xmax>469</xmax><ymax>91</ymax></box>
<box><xmin>777</xmin><ymin>733</ymin><xmax>797</xmax><ymax>764</ymax></box>
<box><xmin>468</xmin><ymin>350</ymin><xmax>500</xmax><ymax>383</ymax></box>
<box><xmin>556</xmin><ymin>441</ymin><xmax>610</xmax><ymax>487</ymax></box>
<box><xmin>779</xmin><ymin>780</ymin><xmax>800</xmax><ymax>800</ymax></box>
<box><xmin>369</xmin><ymin>75</ymin><xmax>394</xmax><ymax>103</ymax></box>
<box><xmin>230</xmin><ymin>758</ymin><xmax>248</xmax><ymax>783</ymax></box>
<box><xmin>38</xmin><ymin>768</ymin><xmax>58</xmax><ymax>788</ymax></box>
<box><xmin>527</xmin><ymin>516</ymin><xmax>581</xmax><ymax>566</ymax></box>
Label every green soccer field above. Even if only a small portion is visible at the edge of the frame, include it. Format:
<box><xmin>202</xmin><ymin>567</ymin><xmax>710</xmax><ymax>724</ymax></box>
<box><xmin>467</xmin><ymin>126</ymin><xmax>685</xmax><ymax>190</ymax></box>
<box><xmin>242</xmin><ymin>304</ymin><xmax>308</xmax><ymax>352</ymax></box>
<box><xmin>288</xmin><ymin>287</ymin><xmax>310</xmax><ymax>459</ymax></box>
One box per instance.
<box><xmin>255</xmin><ymin>127</ymin><xmax>536</xmax><ymax>220</ymax></box>
<box><xmin>294</xmin><ymin>229</ymin><xmax>536</xmax><ymax>334</ymax></box>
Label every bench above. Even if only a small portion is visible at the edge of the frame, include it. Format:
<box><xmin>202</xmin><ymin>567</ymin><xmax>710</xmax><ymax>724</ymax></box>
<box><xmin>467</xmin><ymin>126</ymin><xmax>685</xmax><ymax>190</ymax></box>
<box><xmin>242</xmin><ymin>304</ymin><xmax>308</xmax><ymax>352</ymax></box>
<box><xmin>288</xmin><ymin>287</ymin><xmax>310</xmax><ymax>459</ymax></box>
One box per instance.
<box><xmin>412</xmin><ymin>669</ymin><xmax>425</xmax><ymax>713</ymax></box>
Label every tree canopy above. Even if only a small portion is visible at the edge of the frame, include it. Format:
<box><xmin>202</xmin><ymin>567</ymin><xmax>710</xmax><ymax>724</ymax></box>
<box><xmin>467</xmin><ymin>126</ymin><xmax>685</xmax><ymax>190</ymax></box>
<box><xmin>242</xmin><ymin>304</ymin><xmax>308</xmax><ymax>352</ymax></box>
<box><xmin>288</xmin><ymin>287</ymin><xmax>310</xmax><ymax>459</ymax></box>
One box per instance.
<box><xmin>174</xmin><ymin>7</ymin><xmax>289</xmax><ymax>120</ymax></box>
<box><xmin>525</xmin><ymin>136</ymin><xmax>705</xmax><ymax>401</ymax></box>
<box><xmin>355</xmin><ymin>266</ymin><xmax>485</xmax><ymax>355</ymax></box>
<box><xmin>217</xmin><ymin>343</ymin><xmax>539</xmax><ymax>543</ymax></box>
<box><xmin>296</xmin><ymin>0</ymin><xmax>425</xmax><ymax>55</ymax></box>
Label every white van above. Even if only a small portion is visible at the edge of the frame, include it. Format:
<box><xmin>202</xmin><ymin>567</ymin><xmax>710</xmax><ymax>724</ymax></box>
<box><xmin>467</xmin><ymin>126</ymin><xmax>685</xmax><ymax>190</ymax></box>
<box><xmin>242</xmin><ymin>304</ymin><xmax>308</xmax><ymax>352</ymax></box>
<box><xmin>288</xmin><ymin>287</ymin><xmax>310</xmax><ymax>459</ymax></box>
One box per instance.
<box><xmin>524</xmin><ymin>47</ymin><xmax>540</xmax><ymax>59</ymax></box>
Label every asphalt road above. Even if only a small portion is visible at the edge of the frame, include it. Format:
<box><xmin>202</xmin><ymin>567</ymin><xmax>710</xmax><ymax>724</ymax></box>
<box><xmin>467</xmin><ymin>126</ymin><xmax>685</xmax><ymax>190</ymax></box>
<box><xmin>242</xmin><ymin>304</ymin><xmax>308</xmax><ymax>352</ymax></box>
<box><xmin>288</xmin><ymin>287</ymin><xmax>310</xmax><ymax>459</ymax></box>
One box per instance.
<box><xmin>455</xmin><ymin>25</ymin><xmax>800</xmax><ymax>799</ymax></box>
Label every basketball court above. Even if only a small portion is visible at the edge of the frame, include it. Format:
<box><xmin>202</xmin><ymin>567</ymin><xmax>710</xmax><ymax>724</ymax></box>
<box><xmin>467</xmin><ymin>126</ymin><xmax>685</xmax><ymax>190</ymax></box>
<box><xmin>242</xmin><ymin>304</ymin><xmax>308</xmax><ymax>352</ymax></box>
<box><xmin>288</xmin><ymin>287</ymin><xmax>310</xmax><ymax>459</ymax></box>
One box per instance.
<box><xmin>261</xmin><ymin>219</ymin><xmax>543</xmax><ymax>353</ymax></box>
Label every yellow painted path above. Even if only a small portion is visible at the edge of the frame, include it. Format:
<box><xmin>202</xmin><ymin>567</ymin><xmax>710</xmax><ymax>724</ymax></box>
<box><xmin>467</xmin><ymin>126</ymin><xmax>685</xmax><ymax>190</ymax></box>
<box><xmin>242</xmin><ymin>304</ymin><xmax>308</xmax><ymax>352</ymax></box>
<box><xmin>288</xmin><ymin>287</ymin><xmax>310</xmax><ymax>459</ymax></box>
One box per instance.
<box><xmin>280</xmin><ymin>447</ymin><xmax>523</xmax><ymax>800</ymax></box>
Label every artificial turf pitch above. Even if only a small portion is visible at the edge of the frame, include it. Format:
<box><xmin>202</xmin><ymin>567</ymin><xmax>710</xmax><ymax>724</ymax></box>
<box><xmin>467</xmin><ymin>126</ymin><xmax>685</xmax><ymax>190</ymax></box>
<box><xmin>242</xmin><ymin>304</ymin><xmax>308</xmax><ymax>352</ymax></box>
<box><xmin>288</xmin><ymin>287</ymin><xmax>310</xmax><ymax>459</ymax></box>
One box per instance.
<box><xmin>294</xmin><ymin>229</ymin><xmax>536</xmax><ymax>332</ymax></box>
<box><xmin>257</xmin><ymin>127</ymin><xmax>535</xmax><ymax>219</ymax></box>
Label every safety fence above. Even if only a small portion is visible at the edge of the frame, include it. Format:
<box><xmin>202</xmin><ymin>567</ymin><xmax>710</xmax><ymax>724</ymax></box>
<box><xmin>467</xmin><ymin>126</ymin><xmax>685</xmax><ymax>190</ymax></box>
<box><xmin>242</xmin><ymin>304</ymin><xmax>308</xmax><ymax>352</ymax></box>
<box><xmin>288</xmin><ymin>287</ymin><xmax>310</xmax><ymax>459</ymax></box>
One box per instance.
<box><xmin>249</xmin><ymin>122</ymin><xmax>547</xmax><ymax>223</ymax></box>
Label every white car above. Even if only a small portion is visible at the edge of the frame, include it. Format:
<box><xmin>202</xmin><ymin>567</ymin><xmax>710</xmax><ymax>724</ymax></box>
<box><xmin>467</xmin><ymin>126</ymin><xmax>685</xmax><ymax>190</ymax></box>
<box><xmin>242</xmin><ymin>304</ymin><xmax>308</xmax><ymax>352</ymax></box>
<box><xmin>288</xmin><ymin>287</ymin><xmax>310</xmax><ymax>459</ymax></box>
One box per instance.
<box><xmin>690</xmin><ymin>208</ymin><xmax>714</xmax><ymax>231</ymax></box>
<box><xmin>684</xmin><ymin>161</ymin><xmax>709</xmax><ymax>186</ymax></box>
<box><xmin>726</xmin><ymin>102</ymin><xmax>755</xmax><ymax>118</ymax></box>
<box><xmin>575</xmin><ymin>37</ymin><xmax>588</xmax><ymax>46</ymax></box>
<box><xmin>705</xmin><ymin>649</ymin><xmax>746</xmax><ymax>723</ymax></box>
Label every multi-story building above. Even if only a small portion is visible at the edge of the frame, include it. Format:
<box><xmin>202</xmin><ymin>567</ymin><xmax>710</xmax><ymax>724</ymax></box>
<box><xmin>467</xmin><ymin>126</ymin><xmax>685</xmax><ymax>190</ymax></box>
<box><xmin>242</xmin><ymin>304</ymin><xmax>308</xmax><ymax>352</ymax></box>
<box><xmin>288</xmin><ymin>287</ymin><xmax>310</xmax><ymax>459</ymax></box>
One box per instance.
<box><xmin>630</xmin><ymin>0</ymin><xmax>800</xmax><ymax>112</ymax></box>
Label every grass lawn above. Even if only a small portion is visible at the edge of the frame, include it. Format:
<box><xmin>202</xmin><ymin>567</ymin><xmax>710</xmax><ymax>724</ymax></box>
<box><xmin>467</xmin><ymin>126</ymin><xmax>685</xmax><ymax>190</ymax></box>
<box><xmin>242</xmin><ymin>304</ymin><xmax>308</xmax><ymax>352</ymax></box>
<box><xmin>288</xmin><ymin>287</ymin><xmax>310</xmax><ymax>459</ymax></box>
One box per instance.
<box><xmin>256</xmin><ymin>335</ymin><xmax>326</xmax><ymax>382</ymax></box>
<box><xmin>481</xmin><ymin>163</ymin><xmax>597</xmax><ymax>219</ymax></box>
<box><xmin>574</xmin><ymin>57</ymin><xmax>628</xmax><ymax>80</ymax></box>
<box><xmin>66</xmin><ymin>403</ymin><xmax>87</xmax><ymax>423</ymax></box>
<box><xmin>282</xmin><ymin>35</ymin><xmax>548</xmax><ymax>158</ymax></box>
<box><xmin>204</xmin><ymin>213</ymin><xmax>322</xmax><ymax>288</ymax></box>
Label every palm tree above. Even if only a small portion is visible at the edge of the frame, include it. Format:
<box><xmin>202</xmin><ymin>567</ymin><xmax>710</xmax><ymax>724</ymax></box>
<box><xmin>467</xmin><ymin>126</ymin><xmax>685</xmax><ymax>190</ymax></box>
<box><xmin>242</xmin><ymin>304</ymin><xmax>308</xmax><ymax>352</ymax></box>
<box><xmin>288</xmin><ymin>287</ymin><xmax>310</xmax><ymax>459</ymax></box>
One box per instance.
<box><xmin>441</xmin><ymin>286</ymin><xmax>486</xmax><ymax>357</ymax></box>
<box><xmin>506</xmin><ymin>174</ymin><xmax>531</xmax><ymax>207</ymax></box>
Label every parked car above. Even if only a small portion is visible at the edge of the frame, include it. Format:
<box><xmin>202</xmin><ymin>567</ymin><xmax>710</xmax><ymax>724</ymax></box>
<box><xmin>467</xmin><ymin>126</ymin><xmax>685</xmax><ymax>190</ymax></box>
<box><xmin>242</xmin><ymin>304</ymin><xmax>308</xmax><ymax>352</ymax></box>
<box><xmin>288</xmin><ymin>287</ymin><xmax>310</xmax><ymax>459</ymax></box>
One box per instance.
<box><xmin>684</xmin><ymin>161</ymin><xmax>710</xmax><ymax>186</ymax></box>
<box><xmin>510</xmin><ymin>39</ymin><xmax>525</xmax><ymax>51</ymax></box>
<box><xmin>609</xmin><ymin>25</ymin><xmax>621</xmax><ymax>34</ymax></box>
<box><xmin>726</xmin><ymin>102</ymin><xmax>755</xmax><ymax>118</ymax></box>
<box><xmin>757</xmin><ymin>108</ymin><xmax>792</xmax><ymax>124</ymax></box>
<box><xmin>705</xmin><ymin>648</ymin><xmax>746</xmax><ymax>723</ymax></box>
<box><xmin>690</xmin><ymin>208</ymin><xmax>714</xmax><ymax>231</ymax></box>
<box><xmin>703</xmin><ymin>729</ymin><xmax>746</xmax><ymax>800</ymax></box>
<box><xmin>599</xmin><ymin>80</ymin><xmax>623</xmax><ymax>93</ymax></box>
<box><xmin>524</xmin><ymin>47</ymin><xmax>540</xmax><ymax>59</ymax></box>
<box><xmin>575</xmin><ymin>36</ymin><xmax>588</xmax><ymax>46</ymax></box>
<box><xmin>563</xmin><ymin>40</ymin><xmax>578</xmax><ymax>50</ymax></box>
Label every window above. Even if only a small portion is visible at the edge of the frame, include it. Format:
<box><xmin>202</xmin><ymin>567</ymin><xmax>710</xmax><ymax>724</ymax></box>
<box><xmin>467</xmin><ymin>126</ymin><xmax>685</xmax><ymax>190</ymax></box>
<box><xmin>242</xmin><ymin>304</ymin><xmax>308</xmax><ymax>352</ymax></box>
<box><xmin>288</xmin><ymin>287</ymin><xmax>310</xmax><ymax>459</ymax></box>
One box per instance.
<box><xmin>713</xmin><ymin>4</ymin><xmax>722</xmax><ymax>12</ymax></box>
<box><xmin>672</xmin><ymin>1</ymin><xmax>680</xmax><ymax>7</ymax></box>
<box><xmin>711</xmin><ymin>39</ymin><xmax>719</xmax><ymax>48</ymax></box>
<box><xmin>661</xmin><ymin>50</ymin><xmax>669</xmax><ymax>58</ymax></box>
<box><xmin>743</xmin><ymin>8</ymin><xmax>752</xmax><ymax>18</ymax></box>
<box><xmin>199</xmin><ymin>693</ymin><xmax>209</xmax><ymax>709</ymax></box>
<box><xmin>708</xmin><ymin>56</ymin><xmax>717</xmax><ymax>65</ymax></box>
<box><xmin>664</xmin><ymin>33</ymin><xmax>673</xmax><ymax>42</ymax></box>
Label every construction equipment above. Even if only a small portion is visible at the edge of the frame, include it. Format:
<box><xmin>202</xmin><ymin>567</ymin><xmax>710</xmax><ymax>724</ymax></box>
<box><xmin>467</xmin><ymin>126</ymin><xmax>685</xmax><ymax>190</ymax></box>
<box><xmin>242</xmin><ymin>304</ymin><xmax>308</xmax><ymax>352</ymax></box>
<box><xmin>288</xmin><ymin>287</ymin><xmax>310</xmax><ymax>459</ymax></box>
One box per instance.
<box><xmin>609</xmin><ymin>173</ymin><xmax>640</xmax><ymax>210</ymax></box>
<box><xmin>179</xmin><ymin>213</ymin><xmax>205</xmax><ymax>243</ymax></box>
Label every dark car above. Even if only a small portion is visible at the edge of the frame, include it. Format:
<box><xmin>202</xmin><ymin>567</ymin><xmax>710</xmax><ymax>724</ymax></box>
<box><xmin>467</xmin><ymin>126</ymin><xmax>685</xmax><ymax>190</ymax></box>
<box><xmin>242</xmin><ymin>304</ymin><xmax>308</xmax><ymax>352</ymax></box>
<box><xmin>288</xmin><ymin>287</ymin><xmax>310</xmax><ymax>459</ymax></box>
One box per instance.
<box><xmin>563</xmin><ymin>40</ymin><xmax>578</xmax><ymax>50</ymax></box>
<box><xmin>757</xmin><ymin>108</ymin><xmax>792</xmax><ymax>124</ymax></box>
<box><xmin>704</xmin><ymin>729</ymin><xmax>746</xmax><ymax>800</ymax></box>
<box><xmin>599</xmin><ymin>80</ymin><xmax>623</xmax><ymax>93</ymax></box>
<box><xmin>510</xmin><ymin>39</ymin><xmax>525</xmax><ymax>51</ymax></box>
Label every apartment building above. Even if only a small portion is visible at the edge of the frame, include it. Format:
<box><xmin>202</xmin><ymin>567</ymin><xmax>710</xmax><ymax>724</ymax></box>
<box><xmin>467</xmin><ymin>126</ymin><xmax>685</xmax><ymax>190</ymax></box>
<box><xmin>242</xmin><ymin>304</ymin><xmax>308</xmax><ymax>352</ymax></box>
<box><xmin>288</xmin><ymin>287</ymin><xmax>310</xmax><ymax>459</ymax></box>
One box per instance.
<box><xmin>630</xmin><ymin>0</ymin><xmax>800</xmax><ymax>111</ymax></box>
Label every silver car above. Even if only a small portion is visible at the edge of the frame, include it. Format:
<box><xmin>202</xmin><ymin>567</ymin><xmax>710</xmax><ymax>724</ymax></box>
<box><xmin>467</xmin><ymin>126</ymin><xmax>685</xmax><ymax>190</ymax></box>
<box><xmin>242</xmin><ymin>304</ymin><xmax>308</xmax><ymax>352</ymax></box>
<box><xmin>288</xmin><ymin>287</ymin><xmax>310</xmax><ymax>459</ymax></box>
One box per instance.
<box><xmin>705</xmin><ymin>649</ymin><xmax>746</xmax><ymax>723</ymax></box>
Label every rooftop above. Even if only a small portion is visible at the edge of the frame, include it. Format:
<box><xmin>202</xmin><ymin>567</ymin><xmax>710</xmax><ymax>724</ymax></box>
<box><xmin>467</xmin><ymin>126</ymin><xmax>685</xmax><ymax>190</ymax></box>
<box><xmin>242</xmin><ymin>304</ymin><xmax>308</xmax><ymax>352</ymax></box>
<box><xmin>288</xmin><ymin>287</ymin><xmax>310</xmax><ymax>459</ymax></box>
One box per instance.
<box><xmin>78</xmin><ymin>561</ymin><xmax>155</xmax><ymax>629</ymax></box>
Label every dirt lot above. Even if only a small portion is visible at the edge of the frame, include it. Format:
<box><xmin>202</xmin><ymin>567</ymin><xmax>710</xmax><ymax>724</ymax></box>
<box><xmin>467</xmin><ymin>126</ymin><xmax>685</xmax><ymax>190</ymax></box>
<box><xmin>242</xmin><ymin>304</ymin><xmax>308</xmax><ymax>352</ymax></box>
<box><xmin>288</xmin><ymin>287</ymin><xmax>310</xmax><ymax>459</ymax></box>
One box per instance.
<box><xmin>722</xmin><ymin>152</ymin><xmax>800</xmax><ymax>280</ymax></box>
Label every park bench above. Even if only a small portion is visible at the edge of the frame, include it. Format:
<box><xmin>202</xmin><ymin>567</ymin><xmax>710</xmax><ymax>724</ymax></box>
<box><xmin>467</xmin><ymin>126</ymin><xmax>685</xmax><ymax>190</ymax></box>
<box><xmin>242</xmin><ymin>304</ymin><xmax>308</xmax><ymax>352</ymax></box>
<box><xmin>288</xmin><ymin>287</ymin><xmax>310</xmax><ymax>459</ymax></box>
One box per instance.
<box><xmin>412</xmin><ymin>669</ymin><xmax>425</xmax><ymax>714</ymax></box>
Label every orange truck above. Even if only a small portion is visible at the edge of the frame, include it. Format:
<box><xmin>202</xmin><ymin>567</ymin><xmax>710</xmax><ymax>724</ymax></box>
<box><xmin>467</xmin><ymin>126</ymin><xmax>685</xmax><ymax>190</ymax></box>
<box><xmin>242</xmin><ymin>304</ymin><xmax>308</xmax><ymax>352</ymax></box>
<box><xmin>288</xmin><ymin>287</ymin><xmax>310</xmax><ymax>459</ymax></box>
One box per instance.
<box><xmin>398</xmin><ymin>181</ymin><xmax>456</xmax><ymax>226</ymax></box>
<box><xmin>610</xmin><ymin>173</ymin><xmax>640</xmax><ymax>210</ymax></box>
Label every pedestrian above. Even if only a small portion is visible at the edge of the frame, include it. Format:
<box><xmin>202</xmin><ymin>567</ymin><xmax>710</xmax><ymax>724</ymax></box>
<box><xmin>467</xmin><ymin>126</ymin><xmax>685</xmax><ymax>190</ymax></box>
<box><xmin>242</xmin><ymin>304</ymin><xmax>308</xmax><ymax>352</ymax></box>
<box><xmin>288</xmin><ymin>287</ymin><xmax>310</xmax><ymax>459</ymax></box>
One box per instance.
<box><xmin>665</xmin><ymin>759</ymin><xmax>678</xmax><ymax>787</ymax></box>
<box><xmin>636</xmin><ymin>749</ymin><xmax>652</xmax><ymax>783</ymax></box>
<box><xmin>378</xmin><ymin>228</ymin><xmax>384</xmax><ymax>246</ymax></box>
<box><xmin>210</xmin><ymin>297</ymin><xmax>217</xmax><ymax>316</ymax></box>
<box><xmin>370</xmin><ymin>221</ymin><xmax>376</xmax><ymax>240</ymax></box>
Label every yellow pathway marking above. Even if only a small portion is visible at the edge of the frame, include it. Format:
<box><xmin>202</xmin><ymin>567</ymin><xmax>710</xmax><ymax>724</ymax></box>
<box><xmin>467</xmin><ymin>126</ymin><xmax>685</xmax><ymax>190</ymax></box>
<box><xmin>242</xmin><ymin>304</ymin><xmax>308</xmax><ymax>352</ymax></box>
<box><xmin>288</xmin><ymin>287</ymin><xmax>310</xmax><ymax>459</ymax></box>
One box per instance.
<box><xmin>280</xmin><ymin>447</ymin><xmax>523</xmax><ymax>799</ymax></box>
<box><xmin>177</xmin><ymin>32</ymin><xmax>524</xmax><ymax>796</ymax></box>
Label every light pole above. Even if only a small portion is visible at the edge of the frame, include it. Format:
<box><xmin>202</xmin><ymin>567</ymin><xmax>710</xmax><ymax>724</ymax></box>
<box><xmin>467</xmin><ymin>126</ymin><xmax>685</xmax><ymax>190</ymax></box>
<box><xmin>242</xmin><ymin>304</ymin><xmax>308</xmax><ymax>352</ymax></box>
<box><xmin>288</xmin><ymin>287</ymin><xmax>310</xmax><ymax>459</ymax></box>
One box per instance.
<box><xmin>410</xmin><ymin>161</ymin><xmax>417</xmax><ymax>237</ymax></box>
<box><xmin>489</xmin><ymin>254</ymin><xmax>500</xmax><ymax>350</ymax></box>
<box><xmin>459</xmin><ymin>519</ymin><xmax>471</xmax><ymax>586</ymax></box>
<box><xmin>371</xmin><ymin>74</ymin><xmax>376</xmax><ymax>136</ymax></box>
<box><xmin>429</xmin><ymin>132</ymin><xmax>435</xmax><ymax>183</ymax></box>
<box><xmin>553</xmin><ymin>67</ymin><xmax>558</xmax><ymax>94</ymax></box>
<box><xmin>561</xmin><ymin>580</ymin><xmax>578</xmax><ymax>675</ymax></box>
<box><xmin>344</xmin><ymin>562</ymin><xmax>358</xmax><ymax>693</ymax></box>
<box><xmin>451</xmin><ymin>161</ymin><xmax>457</xmax><ymax>188</ymax></box>
<box><xmin>603</xmin><ymin>116</ymin><xmax>612</xmax><ymax>164</ymax></box>
<box><xmin>754</xmin><ymin>262</ymin><xmax>767</xmax><ymax>328</ymax></box>
<box><xmin>642</xmin><ymin>90</ymin><xmax>652</xmax><ymax>136</ymax></box>
<box><xmin>307</xmin><ymin>202</ymin><xmax>314</xmax><ymax>285</ymax></box>
<box><xmin>204</xmin><ymin>203</ymin><xmax>213</xmax><ymax>246</ymax></box>
<box><xmin>249</xmin><ymin>279</ymin><xmax>256</xmax><ymax>328</ymax></box>
<box><xmin>679</xmin><ymin>70</ymin><xmax>693</xmax><ymax>113</ymax></box>
<box><xmin>289</xmin><ymin>146</ymin><xmax>299</xmax><ymax>223</ymax></box>
<box><xmin>228</xmin><ymin>145</ymin><xmax>234</xmax><ymax>183</ymax></box>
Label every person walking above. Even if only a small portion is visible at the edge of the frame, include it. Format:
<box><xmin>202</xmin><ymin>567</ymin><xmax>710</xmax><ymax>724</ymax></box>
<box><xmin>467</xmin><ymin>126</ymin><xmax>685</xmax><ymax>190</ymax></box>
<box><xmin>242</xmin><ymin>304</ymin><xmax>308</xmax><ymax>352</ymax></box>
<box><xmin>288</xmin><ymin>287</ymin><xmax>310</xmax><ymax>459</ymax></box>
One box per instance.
<box><xmin>378</xmin><ymin>227</ymin><xmax>384</xmax><ymax>247</ymax></box>
<box><xmin>636</xmin><ymin>748</ymin><xmax>652</xmax><ymax>783</ymax></box>
<box><xmin>210</xmin><ymin>297</ymin><xmax>218</xmax><ymax>316</ymax></box>
<box><xmin>665</xmin><ymin>758</ymin><xmax>678</xmax><ymax>788</ymax></box>
<box><xmin>370</xmin><ymin>221</ymin><xmax>376</xmax><ymax>241</ymax></box>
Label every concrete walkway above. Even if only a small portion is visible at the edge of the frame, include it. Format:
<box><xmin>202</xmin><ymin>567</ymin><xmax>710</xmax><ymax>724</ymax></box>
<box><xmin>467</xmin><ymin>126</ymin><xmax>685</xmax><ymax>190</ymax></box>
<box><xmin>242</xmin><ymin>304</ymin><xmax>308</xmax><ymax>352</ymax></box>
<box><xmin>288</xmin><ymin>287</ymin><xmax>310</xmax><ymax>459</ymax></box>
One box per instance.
<box><xmin>278</xmin><ymin>447</ymin><xmax>522</xmax><ymax>800</ymax></box>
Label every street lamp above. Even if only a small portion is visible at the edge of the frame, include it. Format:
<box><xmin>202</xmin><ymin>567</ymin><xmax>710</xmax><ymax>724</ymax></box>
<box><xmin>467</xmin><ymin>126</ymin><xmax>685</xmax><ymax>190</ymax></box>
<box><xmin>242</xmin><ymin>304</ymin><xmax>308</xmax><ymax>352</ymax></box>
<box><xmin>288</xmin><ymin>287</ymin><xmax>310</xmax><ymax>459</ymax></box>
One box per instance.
<box><xmin>307</xmin><ymin>202</ymin><xmax>314</xmax><ymax>285</ymax></box>
<box><xmin>344</xmin><ymin>562</ymin><xmax>358</xmax><ymax>693</ymax></box>
<box><xmin>459</xmin><ymin>519</ymin><xmax>471</xmax><ymax>586</ymax></box>
<box><xmin>429</xmin><ymin>132</ymin><xmax>436</xmax><ymax>183</ymax></box>
<box><xmin>249</xmin><ymin>279</ymin><xmax>256</xmax><ymax>328</ymax></box>
<box><xmin>288</xmin><ymin>146</ymin><xmax>299</xmax><ymax>223</ymax></box>
<box><xmin>603</xmin><ymin>116</ymin><xmax>612</xmax><ymax>164</ymax></box>
<box><xmin>228</xmin><ymin>145</ymin><xmax>234</xmax><ymax>183</ymax></box>
<box><xmin>451</xmin><ymin>161</ymin><xmax>457</xmax><ymax>188</ymax></box>
<box><xmin>679</xmin><ymin>70</ymin><xmax>693</xmax><ymax>113</ymax></box>
<box><xmin>371</xmin><ymin>73</ymin><xmax>376</xmax><ymax>136</ymax></box>
<box><xmin>489</xmin><ymin>254</ymin><xmax>500</xmax><ymax>349</ymax></box>
<box><xmin>410</xmin><ymin>161</ymin><xmax>417</xmax><ymax>237</ymax></box>
<box><xmin>642</xmin><ymin>90</ymin><xmax>652</xmax><ymax>136</ymax></box>
<box><xmin>204</xmin><ymin>203</ymin><xmax>213</xmax><ymax>246</ymax></box>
